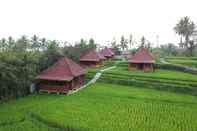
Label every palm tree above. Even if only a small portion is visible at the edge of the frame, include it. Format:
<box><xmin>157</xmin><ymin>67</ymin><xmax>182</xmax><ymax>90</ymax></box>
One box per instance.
<box><xmin>140</xmin><ymin>36</ymin><xmax>146</xmax><ymax>48</ymax></box>
<box><xmin>0</xmin><ymin>38</ymin><xmax>7</xmax><ymax>51</ymax></box>
<box><xmin>40</xmin><ymin>38</ymin><xmax>47</xmax><ymax>50</ymax></box>
<box><xmin>15</xmin><ymin>35</ymin><xmax>29</xmax><ymax>51</ymax></box>
<box><xmin>174</xmin><ymin>16</ymin><xmax>196</xmax><ymax>53</ymax></box>
<box><xmin>129</xmin><ymin>34</ymin><xmax>133</xmax><ymax>49</ymax></box>
<box><xmin>120</xmin><ymin>35</ymin><xmax>128</xmax><ymax>51</ymax></box>
<box><xmin>7</xmin><ymin>36</ymin><xmax>15</xmax><ymax>50</ymax></box>
<box><xmin>31</xmin><ymin>35</ymin><xmax>40</xmax><ymax>51</ymax></box>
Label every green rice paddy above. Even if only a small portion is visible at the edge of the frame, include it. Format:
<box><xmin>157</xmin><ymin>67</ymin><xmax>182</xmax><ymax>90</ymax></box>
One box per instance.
<box><xmin>0</xmin><ymin>83</ymin><xmax>197</xmax><ymax>131</ymax></box>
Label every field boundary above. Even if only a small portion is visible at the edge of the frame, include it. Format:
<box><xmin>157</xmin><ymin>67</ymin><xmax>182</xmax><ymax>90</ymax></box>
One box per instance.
<box><xmin>28</xmin><ymin>112</ymin><xmax>85</xmax><ymax>131</ymax></box>
<box><xmin>157</xmin><ymin>58</ymin><xmax>197</xmax><ymax>75</ymax></box>
<box><xmin>161</xmin><ymin>58</ymin><xmax>197</xmax><ymax>71</ymax></box>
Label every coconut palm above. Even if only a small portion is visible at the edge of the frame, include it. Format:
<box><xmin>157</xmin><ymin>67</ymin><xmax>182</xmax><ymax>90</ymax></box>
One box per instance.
<box><xmin>174</xmin><ymin>16</ymin><xmax>196</xmax><ymax>55</ymax></box>
<box><xmin>31</xmin><ymin>35</ymin><xmax>40</xmax><ymax>51</ymax></box>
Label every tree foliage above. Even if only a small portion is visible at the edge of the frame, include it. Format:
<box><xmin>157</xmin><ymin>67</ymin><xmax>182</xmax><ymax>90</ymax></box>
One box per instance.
<box><xmin>0</xmin><ymin>36</ymin><xmax>97</xmax><ymax>101</ymax></box>
<box><xmin>120</xmin><ymin>35</ymin><xmax>128</xmax><ymax>51</ymax></box>
<box><xmin>174</xmin><ymin>16</ymin><xmax>197</xmax><ymax>56</ymax></box>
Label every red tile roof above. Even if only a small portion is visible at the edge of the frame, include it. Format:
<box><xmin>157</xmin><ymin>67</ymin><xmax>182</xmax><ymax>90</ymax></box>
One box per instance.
<box><xmin>128</xmin><ymin>47</ymin><xmax>155</xmax><ymax>63</ymax></box>
<box><xmin>100</xmin><ymin>47</ymin><xmax>114</xmax><ymax>57</ymax></box>
<box><xmin>36</xmin><ymin>57</ymin><xmax>85</xmax><ymax>81</ymax></box>
<box><xmin>109</xmin><ymin>48</ymin><xmax>115</xmax><ymax>55</ymax></box>
<box><xmin>98</xmin><ymin>53</ymin><xmax>106</xmax><ymax>60</ymax></box>
<box><xmin>126</xmin><ymin>54</ymin><xmax>133</xmax><ymax>60</ymax></box>
<box><xmin>80</xmin><ymin>49</ymin><xmax>102</xmax><ymax>62</ymax></box>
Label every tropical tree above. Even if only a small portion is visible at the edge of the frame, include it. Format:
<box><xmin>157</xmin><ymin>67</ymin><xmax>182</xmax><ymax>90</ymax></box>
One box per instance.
<box><xmin>40</xmin><ymin>38</ymin><xmax>47</xmax><ymax>50</ymax></box>
<box><xmin>88</xmin><ymin>38</ymin><xmax>97</xmax><ymax>49</ymax></box>
<box><xmin>110</xmin><ymin>38</ymin><xmax>121</xmax><ymax>55</ymax></box>
<box><xmin>7</xmin><ymin>36</ymin><xmax>15</xmax><ymax>50</ymax></box>
<box><xmin>31</xmin><ymin>35</ymin><xmax>40</xmax><ymax>51</ymax></box>
<box><xmin>160</xmin><ymin>43</ymin><xmax>178</xmax><ymax>56</ymax></box>
<box><xmin>146</xmin><ymin>41</ymin><xmax>151</xmax><ymax>49</ymax></box>
<box><xmin>0</xmin><ymin>38</ymin><xmax>7</xmax><ymax>51</ymax></box>
<box><xmin>140</xmin><ymin>36</ymin><xmax>146</xmax><ymax>48</ymax></box>
<box><xmin>15</xmin><ymin>35</ymin><xmax>29</xmax><ymax>52</ymax></box>
<box><xmin>174</xmin><ymin>16</ymin><xmax>196</xmax><ymax>56</ymax></box>
<box><xmin>120</xmin><ymin>35</ymin><xmax>128</xmax><ymax>51</ymax></box>
<box><xmin>39</xmin><ymin>40</ymin><xmax>63</xmax><ymax>71</ymax></box>
<box><xmin>129</xmin><ymin>34</ymin><xmax>133</xmax><ymax>49</ymax></box>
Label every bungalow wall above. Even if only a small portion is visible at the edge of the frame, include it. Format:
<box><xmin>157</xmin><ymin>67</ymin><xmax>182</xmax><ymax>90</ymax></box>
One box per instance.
<box><xmin>38</xmin><ymin>75</ymin><xmax>85</xmax><ymax>93</ymax></box>
<box><xmin>128</xmin><ymin>63</ymin><xmax>154</xmax><ymax>72</ymax></box>
<box><xmin>105</xmin><ymin>56</ymin><xmax>113</xmax><ymax>60</ymax></box>
<box><xmin>80</xmin><ymin>61</ymin><xmax>103</xmax><ymax>68</ymax></box>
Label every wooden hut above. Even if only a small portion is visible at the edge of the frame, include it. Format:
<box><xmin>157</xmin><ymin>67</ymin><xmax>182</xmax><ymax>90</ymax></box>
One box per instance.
<box><xmin>126</xmin><ymin>54</ymin><xmax>133</xmax><ymax>60</ymax></box>
<box><xmin>100</xmin><ymin>47</ymin><xmax>114</xmax><ymax>59</ymax></box>
<box><xmin>99</xmin><ymin>52</ymin><xmax>106</xmax><ymax>61</ymax></box>
<box><xmin>36</xmin><ymin>57</ymin><xmax>86</xmax><ymax>93</ymax></box>
<box><xmin>109</xmin><ymin>48</ymin><xmax>115</xmax><ymax>56</ymax></box>
<box><xmin>80</xmin><ymin>49</ymin><xmax>104</xmax><ymax>68</ymax></box>
<box><xmin>128</xmin><ymin>47</ymin><xmax>155</xmax><ymax>72</ymax></box>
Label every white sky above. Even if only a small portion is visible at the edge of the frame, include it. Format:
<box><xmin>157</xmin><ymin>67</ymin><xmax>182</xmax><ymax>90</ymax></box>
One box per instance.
<box><xmin>0</xmin><ymin>0</ymin><xmax>197</xmax><ymax>46</ymax></box>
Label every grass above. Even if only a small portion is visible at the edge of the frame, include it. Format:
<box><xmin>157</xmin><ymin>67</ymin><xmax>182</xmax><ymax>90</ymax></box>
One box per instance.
<box><xmin>1</xmin><ymin>60</ymin><xmax>197</xmax><ymax>130</ymax></box>
<box><xmin>0</xmin><ymin>83</ymin><xmax>197</xmax><ymax>131</ymax></box>
<box><xmin>165</xmin><ymin>57</ymin><xmax>197</xmax><ymax>68</ymax></box>
<box><xmin>89</xmin><ymin>67</ymin><xmax>197</xmax><ymax>81</ymax></box>
<box><xmin>108</xmin><ymin>67</ymin><xmax>197</xmax><ymax>81</ymax></box>
<box><xmin>166</xmin><ymin>57</ymin><xmax>197</xmax><ymax>60</ymax></box>
<box><xmin>87</xmin><ymin>66</ymin><xmax>197</xmax><ymax>95</ymax></box>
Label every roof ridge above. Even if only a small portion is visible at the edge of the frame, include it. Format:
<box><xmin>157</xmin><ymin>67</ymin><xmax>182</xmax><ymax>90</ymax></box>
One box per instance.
<box><xmin>64</xmin><ymin>58</ymin><xmax>74</xmax><ymax>77</ymax></box>
<box><xmin>95</xmin><ymin>50</ymin><xmax>101</xmax><ymax>59</ymax></box>
<box><xmin>80</xmin><ymin>48</ymin><xmax>101</xmax><ymax>61</ymax></box>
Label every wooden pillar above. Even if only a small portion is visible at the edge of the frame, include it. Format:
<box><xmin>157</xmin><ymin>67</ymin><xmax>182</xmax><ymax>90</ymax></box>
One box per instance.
<box><xmin>71</xmin><ymin>80</ymin><xmax>74</xmax><ymax>89</ymax></box>
<box><xmin>82</xmin><ymin>75</ymin><xmax>85</xmax><ymax>85</ymax></box>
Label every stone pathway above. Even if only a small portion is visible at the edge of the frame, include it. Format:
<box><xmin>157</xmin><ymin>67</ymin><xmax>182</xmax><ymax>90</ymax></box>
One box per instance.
<box><xmin>160</xmin><ymin>58</ymin><xmax>170</xmax><ymax>64</ymax></box>
<box><xmin>67</xmin><ymin>66</ymin><xmax>116</xmax><ymax>95</ymax></box>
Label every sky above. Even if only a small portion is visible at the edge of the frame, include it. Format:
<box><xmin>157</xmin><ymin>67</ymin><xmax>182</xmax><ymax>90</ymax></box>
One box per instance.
<box><xmin>0</xmin><ymin>0</ymin><xmax>197</xmax><ymax>47</ymax></box>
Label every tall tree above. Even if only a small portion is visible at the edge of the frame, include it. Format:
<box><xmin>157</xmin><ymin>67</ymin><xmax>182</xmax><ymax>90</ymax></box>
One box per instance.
<box><xmin>140</xmin><ymin>36</ymin><xmax>146</xmax><ymax>48</ymax></box>
<box><xmin>39</xmin><ymin>40</ymin><xmax>63</xmax><ymax>70</ymax></box>
<box><xmin>146</xmin><ymin>41</ymin><xmax>151</xmax><ymax>49</ymax></box>
<box><xmin>40</xmin><ymin>38</ymin><xmax>47</xmax><ymax>50</ymax></box>
<box><xmin>15</xmin><ymin>35</ymin><xmax>29</xmax><ymax>52</ymax></box>
<box><xmin>174</xmin><ymin>16</ymin><xmax>196</xmax><ymax>56</ymax></box>
<box><xmin>31</xmin><ymin>35</ymin><xmax>40</xmax><ymax>50</ymax></box>
<box><xmin>120</xmin><ymin>35</ymin><xmax>128</xmax><ymax>51</ymax></box>
<box><xmin>88</xmin><ymin>38</ymin><xmax>97</xmax><ymax>49</ymax></box>
<box><xmin>0</xmin><ymin>38</ymin><xmax>7</xmax><ymax>51</ymax></box>
<box><xmin>129</xmin><ymin>34</ymin><xmax>133</xmax><ymax>49</ymax></box>
<box><xmin>110</xmin><ymin>38</ymin><xmax>121</xmax><ymax>55</ymax></box>
<box><xmin>7</xmin><ymin>36</ymin><xmax>15</xmax><ymax>50</ymax></box>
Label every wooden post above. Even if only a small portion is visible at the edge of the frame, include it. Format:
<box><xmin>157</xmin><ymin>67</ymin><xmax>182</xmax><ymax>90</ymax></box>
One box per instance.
<box><xmin>71</xmin><ymin>80</ymin><xmax>74</xmax><ymax>90</ymax></box>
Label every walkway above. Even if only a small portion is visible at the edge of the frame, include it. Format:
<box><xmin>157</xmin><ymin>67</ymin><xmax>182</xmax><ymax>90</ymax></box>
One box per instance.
<box><xmin>160</xmin><ymin>58</ymin><xmax>170</xmax><ymax>64</ymax></box>
<box><xmin>67</xmin><ymin>66</ymin><xmax>116</xmax><ymax>95</ymax></box>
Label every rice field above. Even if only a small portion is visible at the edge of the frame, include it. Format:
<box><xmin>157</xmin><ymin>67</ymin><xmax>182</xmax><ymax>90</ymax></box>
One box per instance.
<box><xmin>102</xmin><ymin>67</ymin><xmax>197</xmax><ymax>81</ymax></box>
<box><xmin>0</xmin><ymin>83</ymin><xmax>197</xmax><ymax>131</ymax></box>
<box><xmin>165</xmin><ymin>57</ymin><xmax>197</xmax><ymax>68</ymax></box>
